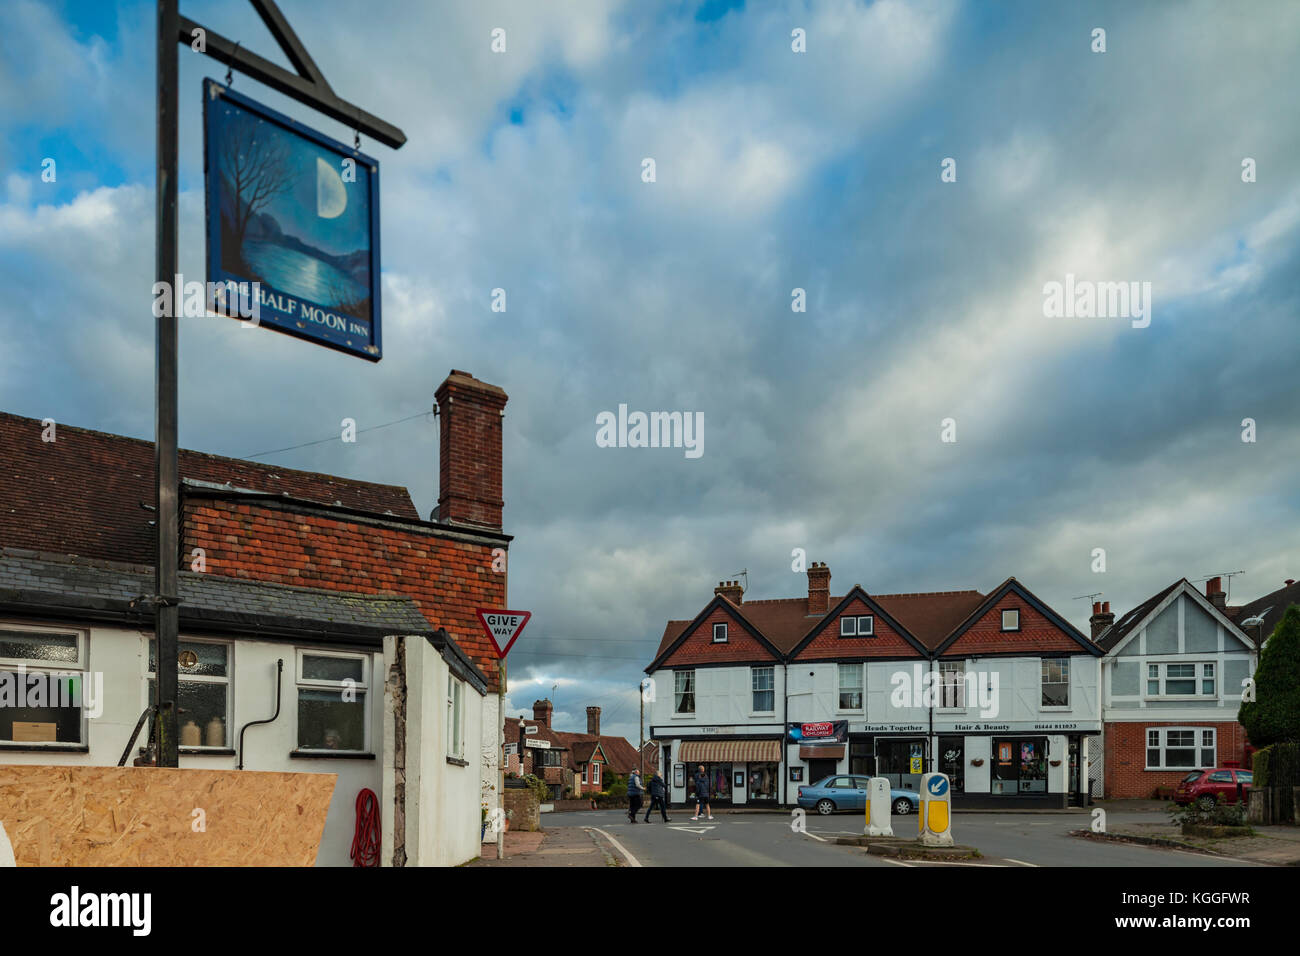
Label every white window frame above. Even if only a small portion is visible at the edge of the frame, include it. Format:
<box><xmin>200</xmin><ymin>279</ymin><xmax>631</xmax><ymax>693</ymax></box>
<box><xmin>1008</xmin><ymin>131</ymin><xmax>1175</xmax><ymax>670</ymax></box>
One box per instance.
<box><xmin>582</xmin><ymin>764</ymin><xmax>588</xmax><ymax>784</ymax></box>
<box><xmin>446</xmin><ymin>673</ymin><xmax>464</xmax><ymax>759</ymax></box>
<box><xmin>938</xmin><ymin>660</ymin><xmax>966</xmax><ymax>709</ymax></box>
<box><xmin>840</xmin><ymin>616</ymin><xmax>856</xmax><ymax>637</ymax></box>
<box><xmin>592</xmin><ymin>761</ymin><xmax>601</xmax><ymax>786</ymax></box>
<box><xmin>1145</xmin><ymin>661</ymin><xmax>1217</xmax><ymax>699</ymax></box>
<box><xmin>1041</xmin><ymin>658</ymin><xmax>1070</xmax><ymax>709</ymax></box>
<box><xmin>674</xmin><ymin>669</ymin><xmax>695</xmax><ymax>715</ymax></box>
<box><xmin>0</xmin><ymin>622</ymin><xmax>89</xmax><ymax>747</ymax></box>
<box><xmin>712</xmin><ymin>622</ymin><xmax>728</xmax><ymax>643</ymax></box>
<box><xmin>857</xmin><ymin>615</ymin><xmax>873</xmax><ymax>636</ymax></box>
<box><xmin>1001</xmin><ymin>609</ymin><xmax>1020</xmax><ymax>631</ymax></box>
<box><xmin>147</xmin><ymin>636</ymin><xmax>233</xmax><ymax>751</ymax></box>
<box><xmin>837</xmin><ymin>662</ymin><xmax>864</xmax><ymax>712</ymax></box>
<box><xmin>294</xmin><ymin>648</ymin><xmax>371</xmax><ymax>754</ymax></box>
<box><xmin>1145</xmin><ymin>726</ymin><xmax>1216</xmax><ymax>770</ymax></box>
<box><xmin>751</xmin><ymin>665</ymin><xmax>775</xmax><ymax>714</ymax></box>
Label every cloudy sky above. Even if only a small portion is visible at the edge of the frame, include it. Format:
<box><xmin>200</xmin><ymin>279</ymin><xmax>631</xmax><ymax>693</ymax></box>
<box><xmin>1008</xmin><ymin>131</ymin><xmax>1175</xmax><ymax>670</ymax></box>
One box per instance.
<box><xmin>2</xmin><ymin>0</ymin><xmax>1298</xmax><ymax>744</ymax></box>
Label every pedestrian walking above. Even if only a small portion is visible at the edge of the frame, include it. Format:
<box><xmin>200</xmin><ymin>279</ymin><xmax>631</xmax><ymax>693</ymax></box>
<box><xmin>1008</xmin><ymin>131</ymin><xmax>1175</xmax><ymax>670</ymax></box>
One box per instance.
<box><xmin>643</xmin><ymin>770</ymin><xmax>670</xmax><ymax>823</ymax></box>
<box><xmin>691</xmin><ymin>764</ymin><xmax>714</xmax><ymax>820</ymax></box>
<box><xmin>627</xmin><ymin>768</ymin><xmax>645</xmax><ymax>823</ymax></box>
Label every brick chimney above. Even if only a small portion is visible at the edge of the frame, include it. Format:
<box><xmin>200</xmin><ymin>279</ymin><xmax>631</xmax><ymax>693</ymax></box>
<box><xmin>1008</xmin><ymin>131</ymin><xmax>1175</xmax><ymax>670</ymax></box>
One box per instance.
<box><xmin>715</xmin><ymin>580</ymin><xmax>743</xmax><ymax>605</ymax></box>
<box><xmin>807</xmin><ymin>562</ymin><xmax>831</xmax><ymax>615</ymax></box>
<box><xmin>532</xmin><ymin>699</ymin><xmax>552</xmax><ymax>728</ymax></box>
<box><xmin>1205</xmin><ymin>576</ymin><xmax>1226</xmax><ymax>609</ymax></box>
<box><xmin>434</xmin><ymin>370</ymin><xmax>508</xmax><ymax>529</ymax></box>
<box><xmin>586</xmin><ymin>706</ymin><xmax>601</xmax><ymax>736</ymax></box>
<box><xmin>1089</xmin><ymin>600</ymin><xmax>1115</xmax><ymax>640</ymax></box>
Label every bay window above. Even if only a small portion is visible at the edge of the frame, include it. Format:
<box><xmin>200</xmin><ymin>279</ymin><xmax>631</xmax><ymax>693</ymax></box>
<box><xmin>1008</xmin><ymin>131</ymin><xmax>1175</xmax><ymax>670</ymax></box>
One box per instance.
<box><xmin>1146</xmin><ymin>727</ymin><xmax>1216</xmax><ymax>769</ymax></box>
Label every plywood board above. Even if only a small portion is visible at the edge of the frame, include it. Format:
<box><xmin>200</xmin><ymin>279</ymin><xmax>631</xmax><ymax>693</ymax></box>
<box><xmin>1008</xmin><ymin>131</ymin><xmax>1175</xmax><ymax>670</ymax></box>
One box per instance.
<box><xmin>0</xmin><ymin>765</ymin><xmax>336</xmax><ymax>866</ymax></box>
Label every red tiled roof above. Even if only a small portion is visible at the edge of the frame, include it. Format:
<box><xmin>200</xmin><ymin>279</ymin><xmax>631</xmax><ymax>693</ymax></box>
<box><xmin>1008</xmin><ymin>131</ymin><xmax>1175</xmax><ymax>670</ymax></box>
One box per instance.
<box><xmin>651</xmin><ymin>589</ymin><xmax>987</xmax><ymax>663</ymax></box>
<box><xmin>0</xmin><ymin>411</ymin><xmax>419</xmax><ymax>564</ymax></box>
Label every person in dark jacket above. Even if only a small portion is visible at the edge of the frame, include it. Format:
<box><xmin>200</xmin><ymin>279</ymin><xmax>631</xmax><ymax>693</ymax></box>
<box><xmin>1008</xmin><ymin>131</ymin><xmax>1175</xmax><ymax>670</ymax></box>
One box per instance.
<box><xmin>627</xmin><ymin>769</ymin><xmax>645</xmax><ymax>822</ymax></box>
<box><xmin>692</xmin><ymin>764</ymin><xmax>714</xmax><ymax>820</ymax></box>
<box><xmin>643</xmin><ymin>770</ymin><xmax>670</xmax><ymax>822</ymax></box>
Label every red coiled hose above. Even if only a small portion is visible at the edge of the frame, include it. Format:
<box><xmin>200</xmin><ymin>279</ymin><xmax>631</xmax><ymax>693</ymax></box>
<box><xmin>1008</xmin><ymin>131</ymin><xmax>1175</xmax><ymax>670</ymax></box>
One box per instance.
<box><xmin>350</xmin><ymin>787</ymin><xmax>381</xmax><ymax>867</ymax></box>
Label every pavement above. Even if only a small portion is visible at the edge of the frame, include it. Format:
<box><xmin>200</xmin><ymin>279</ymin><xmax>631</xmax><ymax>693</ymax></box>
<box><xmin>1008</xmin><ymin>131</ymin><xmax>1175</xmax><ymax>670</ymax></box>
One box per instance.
<box><xmin>467</xmin><ymin>826</ymin><xmax>623</xmax><ymax>867</ymax></box>
<box><xmin>475</xmin><ymin>808</ymin><xmax>1273</xmax><ymax>867</ymax></box>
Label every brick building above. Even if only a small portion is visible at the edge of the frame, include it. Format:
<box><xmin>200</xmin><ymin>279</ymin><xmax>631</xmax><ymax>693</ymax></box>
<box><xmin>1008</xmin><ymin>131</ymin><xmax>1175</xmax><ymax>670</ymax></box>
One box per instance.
<box><xmin>507</xmin><ymin>699</ymin><xmax>647</xmax><ymax>798</ymax></box>
<box><xmin>0</xmin><ymin>369</ymin><xmax>513</xmax><ymax>865</ymax></box>
<box><xmin>1095</xmin><ymin>577</ymin><xmax>1257</xmax><ymax>798</ymax></box>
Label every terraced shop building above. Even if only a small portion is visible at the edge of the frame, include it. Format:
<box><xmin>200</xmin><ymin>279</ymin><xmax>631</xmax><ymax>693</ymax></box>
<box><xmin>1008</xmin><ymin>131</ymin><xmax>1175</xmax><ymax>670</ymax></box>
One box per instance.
<box><xmin>646</xmin><ymin>563</ymin><xmax>1104</xmax><ymax>809</ymax></box>
<box><xmin>0</xmin><ymin>370</ymin><xmax>512</xmax><ymax>866</ymax></box>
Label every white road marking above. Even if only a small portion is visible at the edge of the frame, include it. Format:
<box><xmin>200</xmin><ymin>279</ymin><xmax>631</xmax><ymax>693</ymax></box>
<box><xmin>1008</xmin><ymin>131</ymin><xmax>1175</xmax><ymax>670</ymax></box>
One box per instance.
<box><xmin>1004</xmin><ymin>858</ymin><xmax>1039</xmax><ymax>867</ymax></box>
<box><xmin>586</xmin><ymin>827</ymin><xmax>642</xmax><ymax>867</ymax></box>
<box><xmin>881</xmin><ymin>857</ymin><xmax>913</xmax><ymax>867</ymax></box>
<box><xmin>668</xmin><ymin>825</ymin><xmax>716</xmax><ymax>834</ymax></box>
<box><xmin>802</xmin><ymin>831</ymin><xmax>828</xmax><ymax>842</ymax></box>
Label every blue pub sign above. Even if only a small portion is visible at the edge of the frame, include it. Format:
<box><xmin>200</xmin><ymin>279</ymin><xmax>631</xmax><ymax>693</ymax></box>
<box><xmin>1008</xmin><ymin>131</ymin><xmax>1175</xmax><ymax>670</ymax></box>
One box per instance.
<box><xmin>203</xmin><ymin>79</ymin><xmax>382</xmax><ymax>361</ymax></box>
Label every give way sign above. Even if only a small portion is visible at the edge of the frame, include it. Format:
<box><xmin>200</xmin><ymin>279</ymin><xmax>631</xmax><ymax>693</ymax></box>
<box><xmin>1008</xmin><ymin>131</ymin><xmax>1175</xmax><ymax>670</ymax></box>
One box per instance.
<box><xmin>475</xmin><ymin>609</ymin><xmax>532</xmax><ymax>659</ymax></box>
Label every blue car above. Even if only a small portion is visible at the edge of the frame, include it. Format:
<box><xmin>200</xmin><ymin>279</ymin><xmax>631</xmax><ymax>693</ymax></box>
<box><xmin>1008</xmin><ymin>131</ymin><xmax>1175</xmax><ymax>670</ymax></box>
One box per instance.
<box><xmin>796</xmin><ymin>774</ymin><xmax>919</xmax><ymax>816</ymax></box>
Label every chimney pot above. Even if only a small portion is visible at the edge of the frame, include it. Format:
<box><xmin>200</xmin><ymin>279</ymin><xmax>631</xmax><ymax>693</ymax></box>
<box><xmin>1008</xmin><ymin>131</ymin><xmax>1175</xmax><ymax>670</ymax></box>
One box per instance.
<box><xmin>532</xmin><ymin>698</ymin><xmax>553</xmax><ymax>728</ymax></box>
<box><xmin>807</xmin><ymin>562</ymin><xmax>831</xmax><ymax>615</ymax></box>
<box><xmin>715</xmin><ymin>580</ymin><xmax>743</xmax><ymax>605</ymax></box>
<box><xmin>1287</xmin><ymin>579</ymin><xmax>1296</xmax><ymax>587</ymax></box>
<box><xmin>1089</xmin><ymin>601</ymin><xmax>1116</xmax><ymax>640</ymax></box>
<box><xmin>434</xmin><ymin>370</ymin><xmax>508</xmax><ymax>530</ymax></box>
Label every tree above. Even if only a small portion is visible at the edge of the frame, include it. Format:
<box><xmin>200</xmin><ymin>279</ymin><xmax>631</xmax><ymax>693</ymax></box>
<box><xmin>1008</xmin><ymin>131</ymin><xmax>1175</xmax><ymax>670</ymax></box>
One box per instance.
<box><xmin>1239</xmin><ymin>604</ymin><xmax>1300</xmax><ymax>747</ymax></box>
<box><xmin>220</xmin><ymin>113</ymin><xmax>291</xmax><ymax>251</ymax></box>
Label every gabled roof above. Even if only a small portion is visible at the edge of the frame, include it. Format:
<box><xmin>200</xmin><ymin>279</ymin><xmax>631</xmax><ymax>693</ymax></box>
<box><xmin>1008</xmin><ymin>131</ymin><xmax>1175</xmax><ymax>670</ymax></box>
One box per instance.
<box><xmin>1096</xmin><ymin>579</ymin><xmax>1254</xmax><ymax>655</ymax></box>
<box><xmin>935</xmin><ymin>577</ymin><xmax>1100</xmax><ymax>656</ymax></box>
<box><xmin>1232</xmin><ymin>579</ymin><xmax>1300</xmax><ymax>646</ymax></box>
<box><xmin>646</xmin><ymin>594</ymin><xmax>785</xmax><ymax>670</ymax></box>
<box><xmin>787</xmin><ymin>585</ymin><xmax>935</xmax><ymax>658</ymax></box>
<box><xmin>0</xmin><ymin>411</ymin><xmax>420</xmax><ymax>566</ymax></box>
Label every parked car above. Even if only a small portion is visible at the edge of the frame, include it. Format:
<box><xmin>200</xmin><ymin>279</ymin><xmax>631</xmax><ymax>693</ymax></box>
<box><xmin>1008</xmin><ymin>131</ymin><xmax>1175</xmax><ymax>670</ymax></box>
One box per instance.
<box><xmin>796</xmin><ymin>774</ymin><xmax>920</xmax><ymax>816</ymax></box>
<box><xmin>1173</xmin><ymin>768</ymin><xmax>1253</xmax><ymax>809</ymax></box>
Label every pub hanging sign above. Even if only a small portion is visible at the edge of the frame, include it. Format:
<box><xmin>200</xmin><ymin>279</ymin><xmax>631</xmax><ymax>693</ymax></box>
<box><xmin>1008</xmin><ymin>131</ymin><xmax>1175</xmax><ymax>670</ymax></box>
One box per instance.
<box><xmin>203</xmin><ymin>79</ymin><xmax>383</xmax><ymax>361</ymax></box>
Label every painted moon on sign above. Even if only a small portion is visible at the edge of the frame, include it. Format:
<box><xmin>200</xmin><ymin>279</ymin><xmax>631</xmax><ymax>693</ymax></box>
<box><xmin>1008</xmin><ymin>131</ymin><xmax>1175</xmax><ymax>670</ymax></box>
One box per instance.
<box><xmin>316</xmin><ymin>157</ymin><xmax>347</xmax><ymax>219</ymax></box>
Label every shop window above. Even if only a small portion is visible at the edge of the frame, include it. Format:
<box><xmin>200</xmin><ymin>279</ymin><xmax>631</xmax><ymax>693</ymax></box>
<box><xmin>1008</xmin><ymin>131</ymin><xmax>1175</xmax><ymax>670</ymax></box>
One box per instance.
<box><xmin>1041</xmin><ymin>658</ymin><xmax>1070</xmax><ymax>707</ymax></box>
<box><xmin>938</xmin><ymin>661</ymin><xmax>965</xmax><ymax>708</ymax></box>
<box><xmin>751</xmin><ymin>666</ymin><xmax>774</xmax><ymax>713</ymax></box>
<box><xmin>991</xmin><ymin>737</ymin><xmax>1047</xmax><ymax>794</ymax></box>
<box><xmin>148</xmin><ymin>638</ymin><xmax>231</xmax><ymax>749</ymax></box>
<box><xmin>674</xmin><ymin>670</ymin><xmax>695</xmax><ymax>714</ymax></box>
<box><xmin>713</xmin><ymin>623</ymin><xmax>728</xmax><ymax>643</ymax></box>
<box><xmin>838</xmin><ymin>662</ymin><xmax>863</xmax><ymax>710</ymax></box>
<box><xmin>295</xmin><ymin>649</ymin><xmax>368</xmax><ymax>753</ymax></box>
<box><xmin>1001</xmin><ymin>609</ymin><xmax>1020</xmax><ymax>631</ymax></box>
<box><xmin>1146</xmin><ymin>727</ymin><xmax>1216</xmax><ymax>769</ymax></box>
<box><xmin>747</xmin><ymin>763</ymin><xmax>778</xmax><ymax>801</ymax></box>
<box><xmin>0</xmin><ymin>625</ymin><xmax>88</xmax><ymax>745</ymax></box>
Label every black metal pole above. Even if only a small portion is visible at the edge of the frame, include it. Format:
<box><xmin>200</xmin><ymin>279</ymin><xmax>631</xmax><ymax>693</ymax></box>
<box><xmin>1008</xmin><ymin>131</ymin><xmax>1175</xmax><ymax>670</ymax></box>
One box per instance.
<box><xmin>155</xmin><ymin>0</ymin><xmax>180</xmax><ymax>768</ymax></box>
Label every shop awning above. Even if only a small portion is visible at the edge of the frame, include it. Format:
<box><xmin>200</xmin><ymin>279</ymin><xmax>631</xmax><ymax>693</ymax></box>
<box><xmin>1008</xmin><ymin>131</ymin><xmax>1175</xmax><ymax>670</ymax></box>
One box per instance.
<box><xmin>678</xmin><ymin>739</ymin><xmax>781</xmax><ymax>764</ymax></box>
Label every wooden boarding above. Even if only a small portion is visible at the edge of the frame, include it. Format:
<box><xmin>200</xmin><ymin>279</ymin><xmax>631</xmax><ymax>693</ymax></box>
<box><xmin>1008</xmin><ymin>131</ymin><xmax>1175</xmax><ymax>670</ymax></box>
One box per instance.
<box><xmin>0</xmin><ymin>765</ymin><xmax>335</xmax><ymax>866</ymax></box>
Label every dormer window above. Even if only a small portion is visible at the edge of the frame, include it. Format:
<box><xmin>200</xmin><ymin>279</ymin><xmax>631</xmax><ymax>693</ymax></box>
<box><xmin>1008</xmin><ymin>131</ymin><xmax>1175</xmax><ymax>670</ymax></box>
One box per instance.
<box><xmin>840</xmin><ymin>615</ymin><xmax>873</xmax><ymax>637</ymax></box>
<box><xmin>713</xmin><ymin>623</ymin><xmax>728</xmax><ymax>643</ymax></box>
<box><xmin>1001</xmin><ymin>609</ymin><xmax>1020</xmax><ymax>631</ymax></box>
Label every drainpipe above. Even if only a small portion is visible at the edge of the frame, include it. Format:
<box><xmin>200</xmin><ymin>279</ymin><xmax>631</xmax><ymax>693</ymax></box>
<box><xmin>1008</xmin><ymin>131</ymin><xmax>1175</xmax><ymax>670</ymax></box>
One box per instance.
<box><xmin>781</xmin><ymin>661</ymin><xmax>788</xmax><ymax>806</ymax></box>
<box><xmin>237</xmin><ymin>659</ymin><xmax>284</xmax><ymax>770</ymax></box>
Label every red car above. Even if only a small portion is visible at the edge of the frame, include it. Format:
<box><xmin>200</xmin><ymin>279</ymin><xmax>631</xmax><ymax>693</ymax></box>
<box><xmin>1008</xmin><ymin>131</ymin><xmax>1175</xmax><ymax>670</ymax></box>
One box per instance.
<box><xmin>1174</xmin><ymin>768</ymin><xmax>1253</xmax><ymax>808</ymax></box>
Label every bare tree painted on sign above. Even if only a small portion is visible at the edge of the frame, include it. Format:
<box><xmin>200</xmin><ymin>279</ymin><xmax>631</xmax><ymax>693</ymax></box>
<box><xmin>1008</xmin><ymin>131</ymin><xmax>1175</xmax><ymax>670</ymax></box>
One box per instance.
<box><xmin>220</xmin><ymin>114</ymin><xmax>292</xmax><ymax>258</ymax></box>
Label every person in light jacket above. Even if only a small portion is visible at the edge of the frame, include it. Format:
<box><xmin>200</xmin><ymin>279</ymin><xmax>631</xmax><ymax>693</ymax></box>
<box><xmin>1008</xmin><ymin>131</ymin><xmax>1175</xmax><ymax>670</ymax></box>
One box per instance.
<box><xmin>643</xmin><ymin>770</ymin><xmax>670</xmax><ymax>823</ymax></box>
<box><xmin>627</xmin><ymin>768</ymin><xmax>645</xmax><ymax>823</ymax></box>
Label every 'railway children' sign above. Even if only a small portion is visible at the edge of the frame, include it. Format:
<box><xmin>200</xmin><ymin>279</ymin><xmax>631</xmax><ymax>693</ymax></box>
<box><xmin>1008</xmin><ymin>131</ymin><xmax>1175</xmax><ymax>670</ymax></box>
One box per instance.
<box><xmin>203</xmin><ymin>79</ymin><xmax>382</xmax><ymax>360</ymax></box>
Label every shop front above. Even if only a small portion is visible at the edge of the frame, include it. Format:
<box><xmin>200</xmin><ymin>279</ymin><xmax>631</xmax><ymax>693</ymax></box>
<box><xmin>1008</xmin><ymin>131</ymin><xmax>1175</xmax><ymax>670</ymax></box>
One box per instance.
<box><xmin>846</xmin><ymin>724</ymin><xmax>930</xmax><ymax>793</ymax></box>
<box><xmin>674</xmin><ymin>738</ymin><xmax>782</xmax><ymax>807</ymax></box>
<box><xmin>941</xmin><ymin>721</ymin><xmax>1100</xmax><ymax>808</ymax></box>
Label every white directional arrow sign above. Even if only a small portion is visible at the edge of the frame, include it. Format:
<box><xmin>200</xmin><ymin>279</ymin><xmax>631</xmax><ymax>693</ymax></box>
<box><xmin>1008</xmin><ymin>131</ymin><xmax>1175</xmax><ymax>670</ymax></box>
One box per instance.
<box><xmin>476</xmin><ymin>609</ymin><xmax>532</xmax><ymax>660</ymax></box>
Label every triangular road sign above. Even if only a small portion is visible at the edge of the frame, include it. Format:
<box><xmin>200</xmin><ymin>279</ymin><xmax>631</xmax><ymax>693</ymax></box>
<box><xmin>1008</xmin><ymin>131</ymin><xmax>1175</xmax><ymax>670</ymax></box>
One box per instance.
<box><xmin>476</xmin><ymin>609</ymin><xmax>532</xmax><ymax>659</ymax></box>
